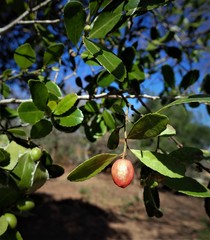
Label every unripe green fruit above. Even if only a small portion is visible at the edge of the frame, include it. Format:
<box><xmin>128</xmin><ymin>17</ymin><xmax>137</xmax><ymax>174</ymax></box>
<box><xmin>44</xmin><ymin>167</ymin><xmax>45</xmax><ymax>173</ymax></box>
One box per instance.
<box><xmin>4</xmin><ymin>213</ymin><xmax>17</xmax><ymax>229</ymax></box>
<box><xmin>30</xmin><ymin>147</ymin><xmax>42</xmax><ymax>162</ymax></box>
<box><xmin>17</xmin><ymin>198</ymin><xmax>35</xmax><ymax>211</ymax></box>
<box><xmin>84</xmin><ymin>24</ymin><xmax>91</xmax><ymax>32</ymax></box>
<box><xmin>111</xmin><ymin>159</ymin><xmax>134</xmax><ymax>188</ymax></box>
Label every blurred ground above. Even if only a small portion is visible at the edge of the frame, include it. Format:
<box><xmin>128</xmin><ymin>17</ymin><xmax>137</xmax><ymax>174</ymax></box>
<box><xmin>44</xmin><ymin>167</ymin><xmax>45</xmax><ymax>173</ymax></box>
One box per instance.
<box><xmin>18</xmin><ymin>166</ymin><xmax>210</xmax><ymax>240</ymax></box>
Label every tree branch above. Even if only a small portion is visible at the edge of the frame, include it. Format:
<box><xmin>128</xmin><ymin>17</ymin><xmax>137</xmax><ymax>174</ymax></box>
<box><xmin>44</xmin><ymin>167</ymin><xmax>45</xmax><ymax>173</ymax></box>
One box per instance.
<box><xmin>18</xmin><ymin>19</ymin><xmax>61</xmax><ymax>25</ymax></box>
<box><xmin>0</xmin><ymin>0</ymin><xmax>52</xmax><ymax>35</ymax></box>
<box><xmin>0</xmin><ymin>93</ymin><xmax>182</xmax><ymax>105</ymax></box>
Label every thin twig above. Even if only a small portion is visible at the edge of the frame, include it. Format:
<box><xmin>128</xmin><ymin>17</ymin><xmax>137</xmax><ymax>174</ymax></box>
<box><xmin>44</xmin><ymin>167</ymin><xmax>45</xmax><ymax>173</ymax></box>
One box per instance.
<box><xmin>18</xmin><ymin>19</ymin><xmax>61</xmax><ymax>24</ymax></box>
<box><xmin>196</xmin><ymin>162</ymin><xmax>210</xmax><ymax>174</ymax></box>
<box><xmin>0</xmin><ymin>0</ymin><xmax>52</xmax><ymax>35</ymax></box>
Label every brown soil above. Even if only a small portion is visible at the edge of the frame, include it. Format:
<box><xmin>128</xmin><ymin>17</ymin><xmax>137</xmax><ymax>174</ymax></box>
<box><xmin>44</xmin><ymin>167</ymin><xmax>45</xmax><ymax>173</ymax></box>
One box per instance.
<box><xmin>18</xmin><ymin>166</ymin><xmax>210</xmax><ymax>240</ymax></box>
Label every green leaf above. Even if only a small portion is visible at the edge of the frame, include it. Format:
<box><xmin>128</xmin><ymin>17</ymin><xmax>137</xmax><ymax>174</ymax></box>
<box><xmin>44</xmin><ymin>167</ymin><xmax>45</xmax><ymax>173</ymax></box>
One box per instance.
<box><xmin>54</xmin><ymin>108</ymin><xmax>83</xmax><ymax>127</ymax></box>
<box><xmin>0</xmin><ymin>148</ymin><xmax>10</xmax><ymax>167</ymax></box>
<box><xmin>159</xmin><ymin>124</ymin><xmax>176</xmax><ymax>136</ymax></box>
<box><xmin>89</xmin><ymin>0</ymin><xmax>110</xmax><ymax>16</ymax></box>
<box><xmin>46</xmin><ymin>164</ymin><xmax>64</xmax><ymax>178</ymax></box>
<box><xmin>0</xmin><ymin>171</ymin><xmax>20</xmax><ymax>209</ymax></box>
<box><xmin>83</xmin><ymin>37</ymin><xmax>126</xmax><ymax>81</ymax></box>
<box><xmin>53</xmin><ymin>93</ymin><xmax>78</xmax><ymax>115</ymax></box>
<box><xmin>67</xmin><ymin>153</ymin><xmax>118</xmax><ymax>181</ymax></box>
<box><xmin>165</xmin><ymin>46</ymin><xmax>182</xmax><ymax>60</ymax></box>
<box><xmin>102</xmin><ymin>109</ymin><xmax>115</xmax><ymax>129</ymax></box>
<box><xmin>127</xmin><ymin>113</ymin><xmax>169</xmax><ymax>139</ymax></box>
<box><xmin>169</xmin><ymin>147</ymin><xmax>204</xmax><ymax>165</ymax></box>
<box><xmin>137</xmin><ymin>0</ymin><xmax>173</xmax><ymax>12</ymax></box>
<box><xmin>30</xmin><ymin>119</ymin><xmax>52</xmax><ymax>139</ymax></box>
<box><xmin>43</xmin><ymin>43</ymin><xmax>64</xmax><ymax>66</ymax></box>
<box><xmin>202</xmin><ymin>74</ymin><xmax>210</xmax><ymax>94</ymax></box>
<box><xmin>143</xmin><ymin>186</ymin><xmax>163</xmax><ymax>218</ymax></box>
<box><xmin>84</xmin><ymin>115</ymin><xmax>107</xmax><ymax>140</ymax></box>
<box><xmin>45</xmin><ymin>81</ymin><xmax>62</xmax><ymax>98</ymax></box>
<box><xmin>14</xmin><ymin>43</ymin><xmax>36</xmax><ymax>69</ymax></box>
<box><xmin>11</xmin><ymin>152</ymin><xmax>35</xmax><ymax>192</ymax></box>
<box><xmin>7</xmin><ymin>128</ymin><xmax>27</xmax><ymax>137</ymax></box>
<box><xmin>179</xmin><ymin>70</ymin><xmax>200</xmax><ymax>90</ymax></box>
<box><xmin>29</xmin><ymin>80</ymin><xmax>49</xmax><ymax>111</ymax></box>
<box><xmin>1</xmin><ymin>83</ymin><xmax>10</xmax><ymax>97</ymax></box>
<box><xmin>28</xmin><ymin>161</ymin><xmax>49</xmax><ymax>194</ymax></box>
<box><xmin>0</xmin><ymin>215</ymin><xmax>8</xmax><ymax>236</ymax></box>
<box><xmin>128</xmin><ymin>64</ymin><xmax>145</xmax><ymax>81</ymax></box>
<box><xmin>161</xmin><ymin>64</ymin><xmax>175</xmax><ymax>89</ymax></box>
<box><xmin>131</xmin><ymin>150</ymin><xmax>186</xmax><ymax>178</ymax></box>
<box><xmin>164</xmin><ymin>177</ymin><xmax>210</xmax><ymax>197</ymax></box>
<box><xmin>107</xmin><ymin>129</ymin><xmax>120</xmax><ymax>150</ymax></box>
<box><xmin>157</xmin><ymin>94</ymin><xmax>210</xmax><ymax>113</ymax></box>
<box><xmin>97</xmin><ymin>71</ymin><xmax>116</xmax><ymax>87</ymax></box>
<box><xmin>89</xmin><ymin>2</ymin><xmax>124</xmax><ymax>38</ymax></box>
<box><xmin>84</xmin><ymin>101</ymin><xmax>99</xmax><ymax>113</ymax></box>
<box><xmin>18</xmin><ymin>102</ymin><xmax>44</xmax><ymax>124</ymax></box>
<box><xmin>64</xmin><ymin>1</ymin><xmax>86</xmax><ymax>45</ymax></box>
<box><xmin>0</xmin><ymin>229</ymin><xmax>23</xmax><ymax>240</ymax></box>
<box><xmin>4</xmin><ymin>141</ymin><xmax>27</xmax><ymax>171</ymax></box>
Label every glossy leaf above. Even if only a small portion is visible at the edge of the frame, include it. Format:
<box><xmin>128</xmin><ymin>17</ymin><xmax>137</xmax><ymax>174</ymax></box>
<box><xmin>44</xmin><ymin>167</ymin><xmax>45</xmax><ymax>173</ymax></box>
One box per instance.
<box><xmin>128</xmin><ymin>64</ymin><xmax>145</xmax><ymax>81</ymax></box>
<box><xmin>29</xmin><ymin>80</ymin><xmax>49</xmax><ymax>111</ymax></box>
<box><xmin>0</xmin><ymin>215</ymin><xmax>8</xmax><ymax>236</ymax></box>
<box><xmin>107</xmin><ymin>129</ymin><xmax>120</xmax><ymax>150</ymax></box>
<box><xmin>14</xmin><ymin>43</ymin><xmax>36</xmax><ymax>69</ymax></box>
<box><xmin>7</xmin><ymin>128</ymin><xmax>27</xmax><ymax>137</ymax></box>
<box><xmin>131</xmin><ymin>150</ymin><xmax>186</xmax><ymax>178</ymax></box>
<box><xmin>127</xmin><ymin>113</ymin><xmax>169</xmax><ymax>139</ymax></box>
<box><xmin>159</xmin><ymin>124</ymin><xmax>176</xmax><ymax>136</ymax></box>
<box><xmin>11</xmin><ymin>152</ymin><xmax>35</xmax><ymax>192</ymax></box>
<box><xmin>53</xmin><ymin>93</ymin><xmax>78</xmax><ymax>115</ymax></box>
<box><xmin>179</xmin><ymin>70</ymin><xmax>200</xmax><ymax>90</ymax></box>
<box><xmin>143</xmin><ymin>186</ymin><xmax>163</xmax><ymax>218</ymax></box>
<box><xmin>83</xmin><ymin>37</ymin><xmax>126</xmax><ymax>81</ymax></box>
<box><xmin>157</xmin><ymin>94</ymin><xmax>210</xmax><ymax>113</ymax></box>
<box><xmin>43</xmin><ymin>43</ymin><xmax>64</xmax><ymax>66</ymax></box>
<box><xmin>64</xmin><ymin>1</ymin><xmax>86</xmax><ymax>45</ymax></box>
<box><xmin>102</xmin><ymin>109</ymin><xmax>115</xmax><ymax>129</ymax></box>
<box><xmin>89</xmin><ymin>2</ymin><xmax>124</xmax><ymax>38</ymax></box>
<box><xmin>18</xmin><ymin>102</ymin><xmax>44</xmax><ymax>124</ymax></box>
<box><xmin>84</xmin><ymin>101</ymin><xmax>99</xmax><ymax>113</ymax></box>
<box><xmin>161</xmin><ymin>64</ymin><xmax>175</xmax><ymax>89</ymax></box>
<box><xmin>0</xmin><ymin>148</ymin><xmax>10</xmax><ymax>167</ymax></box>
<box><xmin>28</xmin><ymin>161</ymin><xmax>49</xmax><ymax>194</ymax></box>
<box><xmin>30</xmin><ymin>119</ymin><xmax>53</xmax><ymax>139</ymax></box>
<box><xmin>86</xmin><ymin>115</ymin><xmax>107</xmax><ymax>139</ymax></box>
<box><xmin>67</xmin><ymin>153</ymin><xmax>118</xmax><ymax>181</ymax></box>
<box><xmin>169</xmin><ymin>147</ymin><xmax>204</xmax><ymax>165</ymax></box>
<box><xmin>89</xmin><ymin>0</ymin><xmax>116</xmax><ymax>16</ymax></box>
<box><xmin>97</xmin><ymin>71</ymin><xmax>116</xmax><ymax>87</ymax></box>
<box><xmin>4</xmin><ymin>141</ymin><xmax>27</xmax><ymax>171</ymax></box>
<box><xmin>54</xmin><ymin>108</ymin><xmax>83</xmax><ymax>127</ymax></box>
<box><xmin>45</xmin><ymin>80</ymin><xmax>62</xmax><ymax>98</ymax></box>
<box><xmin>164</xmin><ymin>177</ymin><xmax>210</xmax><ymax>197</ymax></box>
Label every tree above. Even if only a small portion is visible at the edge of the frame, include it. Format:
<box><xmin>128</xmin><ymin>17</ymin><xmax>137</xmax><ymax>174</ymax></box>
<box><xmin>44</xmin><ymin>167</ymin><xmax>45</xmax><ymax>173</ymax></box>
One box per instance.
<box><xmin>0</xmin><ymin>0</ymin><xmax>210</xmax><ymax>237</ymax></box>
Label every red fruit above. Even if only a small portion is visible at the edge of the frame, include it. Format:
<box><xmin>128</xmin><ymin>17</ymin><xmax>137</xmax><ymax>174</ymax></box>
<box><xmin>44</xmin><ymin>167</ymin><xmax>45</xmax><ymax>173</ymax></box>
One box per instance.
<box><xmin>111</xmin><ymin>158</ymin><xmax>134</xmax><ymax>188</ymax></box>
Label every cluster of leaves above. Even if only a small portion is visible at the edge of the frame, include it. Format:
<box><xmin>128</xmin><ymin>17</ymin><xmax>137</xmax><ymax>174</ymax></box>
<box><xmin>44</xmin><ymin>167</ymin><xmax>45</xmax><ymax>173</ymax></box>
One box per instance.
<box><xmin>0</xmin><ymin>0</ymin><xmax>210</xmax><ymax>237</ymax></box>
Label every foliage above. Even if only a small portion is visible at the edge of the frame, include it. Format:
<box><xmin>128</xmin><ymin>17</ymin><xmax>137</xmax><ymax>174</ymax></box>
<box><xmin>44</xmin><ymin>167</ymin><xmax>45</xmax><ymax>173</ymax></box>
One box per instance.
<box><xmin>0</xmin><ymin>0</ymin><xmax>210</xmax><ymax>237</ymax></box>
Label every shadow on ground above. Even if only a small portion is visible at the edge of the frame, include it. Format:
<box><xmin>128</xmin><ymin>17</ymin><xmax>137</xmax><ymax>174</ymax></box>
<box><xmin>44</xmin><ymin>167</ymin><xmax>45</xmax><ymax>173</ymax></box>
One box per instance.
<box><xmin>18</xmin><ymin>193</ymin><xmax>131</xmax><ymax>240</ymax></box>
